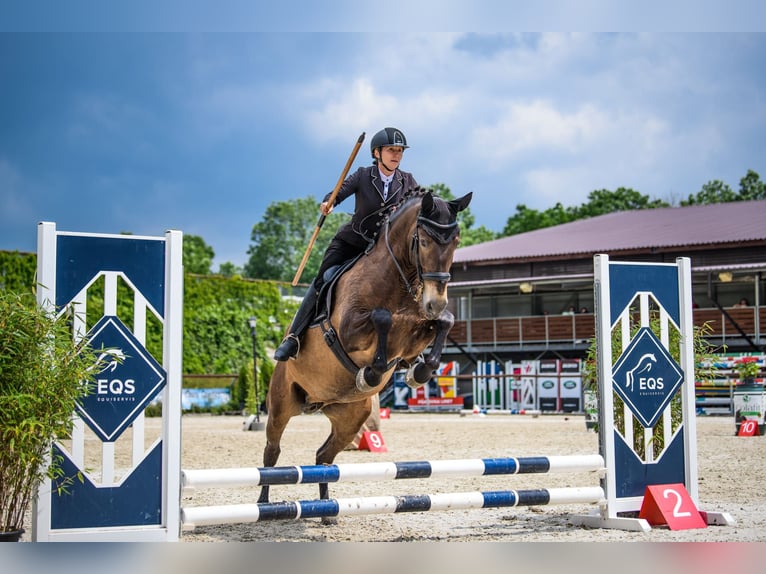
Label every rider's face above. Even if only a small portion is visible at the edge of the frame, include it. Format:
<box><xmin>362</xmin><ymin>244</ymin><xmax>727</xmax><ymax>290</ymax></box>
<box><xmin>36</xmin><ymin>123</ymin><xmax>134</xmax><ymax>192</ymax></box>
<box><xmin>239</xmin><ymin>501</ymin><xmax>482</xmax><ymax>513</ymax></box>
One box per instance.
<box><xmin>376</xmin><ymin>146</ymin><xmax>404</xmax><ymax>174</ymax></box>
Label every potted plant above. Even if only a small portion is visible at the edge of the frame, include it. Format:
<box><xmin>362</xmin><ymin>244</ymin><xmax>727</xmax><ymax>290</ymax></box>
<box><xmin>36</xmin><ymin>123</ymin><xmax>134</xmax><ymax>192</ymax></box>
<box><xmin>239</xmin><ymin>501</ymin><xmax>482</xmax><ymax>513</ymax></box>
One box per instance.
<box><xmin>0</xmin><ymin>290</ymin><xmax>107</xmax><ymax>541</ymax></box>
<box><xmin>733</xmin><ymin>356</ymin><xmax>761</xmax><ymax>385</ymax></box>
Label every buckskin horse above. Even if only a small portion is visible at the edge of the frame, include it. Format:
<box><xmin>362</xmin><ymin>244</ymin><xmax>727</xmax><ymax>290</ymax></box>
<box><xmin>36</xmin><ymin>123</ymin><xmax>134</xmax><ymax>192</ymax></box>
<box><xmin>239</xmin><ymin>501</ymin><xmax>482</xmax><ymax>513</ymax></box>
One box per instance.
<box><xmin>259</xmin><ymin>189</ymin><xmax>472</xmax><ymax>518</ymax></box>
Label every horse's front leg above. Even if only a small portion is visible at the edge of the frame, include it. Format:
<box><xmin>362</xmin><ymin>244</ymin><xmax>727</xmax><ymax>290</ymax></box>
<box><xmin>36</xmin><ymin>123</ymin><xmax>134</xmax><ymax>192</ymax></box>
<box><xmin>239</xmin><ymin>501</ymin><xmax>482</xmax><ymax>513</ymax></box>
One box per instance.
<box><xmin>406</xmin><ymin>310</ymin><xmax>455</xmax><ymax>387</ymax></box>
<box><xmin>355</xmin><ymin>307</ymin><xmax>392</xmax><ymax>393</ymax></box>
<box><xmin>424</xmin><ymin>309</ymin><xmax>454</xmax><ymax>368</ymax></box>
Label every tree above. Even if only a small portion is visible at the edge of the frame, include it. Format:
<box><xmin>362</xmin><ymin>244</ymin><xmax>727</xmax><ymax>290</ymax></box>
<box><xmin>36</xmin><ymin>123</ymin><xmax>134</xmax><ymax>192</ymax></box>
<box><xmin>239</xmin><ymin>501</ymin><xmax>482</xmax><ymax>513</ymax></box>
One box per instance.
<box><xmin>577</xmin><ymin>187</ymin><xmax>669</xmax><ymax>217</ymax></box>
<box><xmin>502</xmin><ymin>188</ymin><xmax>668</xmax><ymax>236</ymax></box>
<box><xmin>738</xmin><ymin>169</ymin><xmax>765</xmax><ymax>201</ymax></box>
<box><xmin>183</xmin><ymin>234</ymin><xmax>215</xmax><ymax>275</ymax></box>
<box><xmin>217</xmin><ymin>262</ymin><xmax>242</xmax><ymax>278</ymax></box>
<box><xmin>244</xmin><ymin>196</ymin><xmax>348</xmax><ymax>282</ymax></box>
<box><xmin>503</xmin><ymin>202</ymin><xmax>575</xmax><ymax>235</ymax></box>
<box><xmin>681</xmin><ymin>180</ymin><xmax>736</xmax><ymax>206</ymax></box>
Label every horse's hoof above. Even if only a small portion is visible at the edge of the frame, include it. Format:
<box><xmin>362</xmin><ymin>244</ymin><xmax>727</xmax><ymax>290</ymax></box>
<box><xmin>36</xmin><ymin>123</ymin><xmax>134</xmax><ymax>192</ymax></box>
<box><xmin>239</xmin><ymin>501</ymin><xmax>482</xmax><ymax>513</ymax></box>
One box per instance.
<box><xmin>321</xmin><ymin>516</ymin><xmax>338</xmax><ymax>526</ymax></box>
<box><xmin>355</xmin><ymin>367</ymin><xmax>378</xmax><ymax>392</ymax></box>
<box><xmin>405</xmin><ymin>362</ymin><xmax>432</xmax><ymax>388</ymax></box>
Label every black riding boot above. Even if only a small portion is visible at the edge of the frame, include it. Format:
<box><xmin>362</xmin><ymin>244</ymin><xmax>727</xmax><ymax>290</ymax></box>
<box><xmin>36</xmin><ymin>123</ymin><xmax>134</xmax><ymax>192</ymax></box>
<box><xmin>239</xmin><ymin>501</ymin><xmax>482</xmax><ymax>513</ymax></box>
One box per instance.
<box><xmin>273</xmin><ymin>283</ymin><xmax>320</xmax><ymax>361</ymax></box>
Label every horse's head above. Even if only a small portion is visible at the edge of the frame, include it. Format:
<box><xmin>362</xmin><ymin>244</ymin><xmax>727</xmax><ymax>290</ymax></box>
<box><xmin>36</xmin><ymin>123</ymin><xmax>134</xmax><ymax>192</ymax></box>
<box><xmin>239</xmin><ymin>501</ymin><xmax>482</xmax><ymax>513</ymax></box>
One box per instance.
<box><xmin>411</xmin><ymin>190</ymin><xmax>473</xmax><ymax>319</ymax></box>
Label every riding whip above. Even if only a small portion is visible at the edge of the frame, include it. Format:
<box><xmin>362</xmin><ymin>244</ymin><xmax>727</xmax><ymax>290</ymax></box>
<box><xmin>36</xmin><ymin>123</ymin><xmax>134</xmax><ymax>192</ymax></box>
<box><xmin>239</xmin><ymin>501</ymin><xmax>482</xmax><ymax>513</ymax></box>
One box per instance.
<box><xmin>292</xmin><ymin>131</ymin><xmax>366</xmax><ymax>286</ymax></box>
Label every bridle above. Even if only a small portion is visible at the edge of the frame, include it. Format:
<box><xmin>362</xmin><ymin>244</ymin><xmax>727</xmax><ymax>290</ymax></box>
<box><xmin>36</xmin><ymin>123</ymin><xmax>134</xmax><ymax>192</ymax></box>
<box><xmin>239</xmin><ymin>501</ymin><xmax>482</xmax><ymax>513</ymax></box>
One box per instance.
<box><xmin>384</xmin><ymin>210</ymin><xmax>458</xmax><ymax>301</ymax></box>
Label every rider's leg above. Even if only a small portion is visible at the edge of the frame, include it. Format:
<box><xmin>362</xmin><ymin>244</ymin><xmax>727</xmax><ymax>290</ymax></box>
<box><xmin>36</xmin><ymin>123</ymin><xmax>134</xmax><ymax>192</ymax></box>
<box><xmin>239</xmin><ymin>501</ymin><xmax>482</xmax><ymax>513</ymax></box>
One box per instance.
<box><xmin>273</xmin><ymin>236</ymin><xmax>361</xmax><ymax>361</ymax></box>
<box><xmin>273</xmin><ymin>281</ymin><xmax>320</xmax><ymax>361</ymax></box>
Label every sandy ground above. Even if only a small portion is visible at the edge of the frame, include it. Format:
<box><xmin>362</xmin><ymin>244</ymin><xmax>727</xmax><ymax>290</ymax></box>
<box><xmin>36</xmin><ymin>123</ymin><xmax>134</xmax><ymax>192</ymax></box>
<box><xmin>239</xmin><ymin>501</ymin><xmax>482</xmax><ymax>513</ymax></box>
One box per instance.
<box><xmin>11</xmin><ymin>412</ymin><xmax>765</xmax><ymax>574</ymax></box>
<box><xmin>173</xmin><ymin>412</ymin><xmax>764</xmax><ymax>543</ymax></box>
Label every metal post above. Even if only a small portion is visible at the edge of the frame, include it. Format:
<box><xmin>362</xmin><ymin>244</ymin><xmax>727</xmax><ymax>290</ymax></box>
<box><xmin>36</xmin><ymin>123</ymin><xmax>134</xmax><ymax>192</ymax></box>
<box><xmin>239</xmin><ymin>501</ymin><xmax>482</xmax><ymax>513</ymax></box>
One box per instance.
<box><xmin>247</xmin><ymin>317</ymin><xmax>265</xmax><ymax>431</ymax></box>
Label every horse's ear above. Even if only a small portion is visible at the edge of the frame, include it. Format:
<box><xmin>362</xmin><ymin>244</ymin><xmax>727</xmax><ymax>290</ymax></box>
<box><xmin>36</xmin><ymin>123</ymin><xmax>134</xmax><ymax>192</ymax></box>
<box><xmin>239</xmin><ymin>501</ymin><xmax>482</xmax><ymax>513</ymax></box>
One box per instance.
<box><xmin>448</xmin><ymin>192</ymin><xmax>473</xmax><ymax>215</ymax></box>
<box><xmin>421</xmin><ymin>191</ymin><xmax>434</xmax><ymax>213</ymax></box>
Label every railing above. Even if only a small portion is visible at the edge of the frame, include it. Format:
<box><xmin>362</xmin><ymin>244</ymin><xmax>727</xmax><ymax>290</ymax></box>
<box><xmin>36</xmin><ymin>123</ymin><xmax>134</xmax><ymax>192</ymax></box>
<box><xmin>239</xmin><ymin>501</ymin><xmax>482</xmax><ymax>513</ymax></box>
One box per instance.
<box><xmin>449</xmin><ymin>306</ymin><xmax>765</xmax><ymax>350</ymax></box>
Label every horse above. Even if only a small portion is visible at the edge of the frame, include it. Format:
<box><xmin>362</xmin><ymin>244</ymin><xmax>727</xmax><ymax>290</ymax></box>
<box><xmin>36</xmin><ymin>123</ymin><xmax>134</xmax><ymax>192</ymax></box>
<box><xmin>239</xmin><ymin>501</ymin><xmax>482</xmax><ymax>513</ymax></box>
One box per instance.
<box><xmin>259</xmin><ymin>189</ymin><xmax>472</xmax><ymax>519</ymax></box>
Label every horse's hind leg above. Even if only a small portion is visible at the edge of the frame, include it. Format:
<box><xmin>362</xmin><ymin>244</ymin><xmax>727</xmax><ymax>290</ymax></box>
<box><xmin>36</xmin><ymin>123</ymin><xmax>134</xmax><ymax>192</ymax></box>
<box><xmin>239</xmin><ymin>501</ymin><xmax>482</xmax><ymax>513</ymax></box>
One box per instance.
<box><xmin>314</xmin><ymin>399</ymin><xmax>373</xmax><ymax>524</ymax></box>
<box><xmin>258</xmin><ymin>364</ymin><xmax>302</xmax><ymax>503</ymax></box>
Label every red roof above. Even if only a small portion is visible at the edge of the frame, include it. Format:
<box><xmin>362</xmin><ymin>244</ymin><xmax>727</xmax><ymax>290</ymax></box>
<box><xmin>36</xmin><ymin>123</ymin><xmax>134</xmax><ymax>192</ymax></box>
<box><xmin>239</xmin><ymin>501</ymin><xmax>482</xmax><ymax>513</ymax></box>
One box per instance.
<box><xmin>455</xmin><ymin>200</ymin><xmax>766</xmax><ymax>263</ymax></box>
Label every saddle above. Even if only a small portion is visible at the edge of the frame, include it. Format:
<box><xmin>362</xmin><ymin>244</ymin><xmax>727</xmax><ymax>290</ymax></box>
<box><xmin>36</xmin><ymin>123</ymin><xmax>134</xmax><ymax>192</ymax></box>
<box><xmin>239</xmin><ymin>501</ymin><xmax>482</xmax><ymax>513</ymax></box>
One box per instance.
<box><xmin>312</xmin><ymin>253</ymin><xmax>363</xmax><ymax>326</ymax></box>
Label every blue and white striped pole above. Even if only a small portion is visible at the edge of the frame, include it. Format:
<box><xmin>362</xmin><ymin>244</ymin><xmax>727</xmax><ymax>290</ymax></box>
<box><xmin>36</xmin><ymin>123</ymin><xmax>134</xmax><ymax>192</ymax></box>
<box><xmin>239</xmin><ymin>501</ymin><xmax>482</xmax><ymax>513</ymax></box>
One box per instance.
<box><xmin>182</xmin><ymin>454</ymin><xmax>605</xmax><ymax>492</ymax></box>
<box><xmin>181</xmin><ymin>486</ymin><xmax>605</xmax><ymax>529</ymax></box>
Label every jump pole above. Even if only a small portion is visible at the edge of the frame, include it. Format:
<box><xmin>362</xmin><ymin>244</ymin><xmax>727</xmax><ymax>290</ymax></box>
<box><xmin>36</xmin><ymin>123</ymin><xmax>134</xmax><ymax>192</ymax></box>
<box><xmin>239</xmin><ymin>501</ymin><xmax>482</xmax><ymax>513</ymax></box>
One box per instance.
<box><xmin>182</xmin><ymin>454</ymin><xmax>605</xmax><ymax>491</ymax></box>
<box><xmin>181</xmin><ymin>454</ymin><xmax>606</xmax><ymax>529</ymax></box>
<box><xmin>181</xmin><ymin>486</ymin><xmax>605</xmax><ymax>529</ymax></box>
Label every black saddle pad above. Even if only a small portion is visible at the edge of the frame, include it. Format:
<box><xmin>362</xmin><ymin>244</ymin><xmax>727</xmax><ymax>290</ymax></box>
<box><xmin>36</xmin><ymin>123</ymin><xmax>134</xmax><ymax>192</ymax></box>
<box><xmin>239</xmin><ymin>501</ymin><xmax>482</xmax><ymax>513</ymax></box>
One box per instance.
<box><xmin>313</xmin><ymin>253</ymin><xmax>364</xmax><ymax>324</ymax></box>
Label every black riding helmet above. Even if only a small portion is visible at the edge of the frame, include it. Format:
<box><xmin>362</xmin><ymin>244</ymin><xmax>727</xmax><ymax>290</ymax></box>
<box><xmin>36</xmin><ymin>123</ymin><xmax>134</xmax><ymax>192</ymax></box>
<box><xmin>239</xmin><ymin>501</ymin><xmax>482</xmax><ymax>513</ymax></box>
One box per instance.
<box><xmin>370</xmin><ymin>127</ymin><xmax>409</xmax><ymax>159</ymax></box>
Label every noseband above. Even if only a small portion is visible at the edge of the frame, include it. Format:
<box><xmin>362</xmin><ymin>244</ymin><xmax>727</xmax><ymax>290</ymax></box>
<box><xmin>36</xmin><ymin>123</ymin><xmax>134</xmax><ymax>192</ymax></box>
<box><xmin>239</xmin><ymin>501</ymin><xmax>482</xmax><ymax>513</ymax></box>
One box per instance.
<box><xmin>384</xmin><ymin>211</ymin><xmax>458</xmax><ymax>301</ymax></box>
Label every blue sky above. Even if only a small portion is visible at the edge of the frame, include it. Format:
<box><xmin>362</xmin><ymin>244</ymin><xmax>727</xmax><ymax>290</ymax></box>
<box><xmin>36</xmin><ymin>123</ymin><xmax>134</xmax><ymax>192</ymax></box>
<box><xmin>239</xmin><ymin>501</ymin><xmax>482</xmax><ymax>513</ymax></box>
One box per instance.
<box><xmin>2</xmin><ymin>29</ymin><xmax>766</xmax><ymax>268</ymax></box>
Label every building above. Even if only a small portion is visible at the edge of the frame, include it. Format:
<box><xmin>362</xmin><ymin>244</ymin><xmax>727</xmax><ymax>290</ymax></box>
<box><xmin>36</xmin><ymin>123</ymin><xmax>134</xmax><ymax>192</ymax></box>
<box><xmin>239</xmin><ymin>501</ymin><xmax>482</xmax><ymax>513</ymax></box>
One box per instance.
<box><xmin>444</xmin><ymin>200</ymin><xmax>766</xmax><ymax>368</ymax></box>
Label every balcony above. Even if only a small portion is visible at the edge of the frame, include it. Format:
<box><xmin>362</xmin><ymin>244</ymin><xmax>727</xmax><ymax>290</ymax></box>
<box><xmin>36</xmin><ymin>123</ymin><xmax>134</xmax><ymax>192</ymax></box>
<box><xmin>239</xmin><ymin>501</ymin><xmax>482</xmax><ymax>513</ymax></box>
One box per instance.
<box><xmin>447</xmin><ymin>305</ymin><xmax>765</xmax><ymax>354</ymax></box>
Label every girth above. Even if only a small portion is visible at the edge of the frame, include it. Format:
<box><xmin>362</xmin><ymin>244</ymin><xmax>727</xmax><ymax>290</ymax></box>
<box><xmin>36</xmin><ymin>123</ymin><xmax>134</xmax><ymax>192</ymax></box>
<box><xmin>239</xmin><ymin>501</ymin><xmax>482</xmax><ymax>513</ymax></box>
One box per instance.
<box><xmin>319</xmin><ymin>315</ymin><xmax>400</xmax><ymax>377</ymax></box>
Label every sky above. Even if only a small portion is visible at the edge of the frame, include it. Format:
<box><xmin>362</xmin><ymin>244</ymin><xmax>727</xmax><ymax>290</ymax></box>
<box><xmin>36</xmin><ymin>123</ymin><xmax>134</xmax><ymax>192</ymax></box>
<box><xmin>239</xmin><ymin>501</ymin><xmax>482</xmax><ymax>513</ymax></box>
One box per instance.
<box><xmin>2</xmin><ymin>20</ymin><xmax>765</xmax><ymax>269</ymax></box>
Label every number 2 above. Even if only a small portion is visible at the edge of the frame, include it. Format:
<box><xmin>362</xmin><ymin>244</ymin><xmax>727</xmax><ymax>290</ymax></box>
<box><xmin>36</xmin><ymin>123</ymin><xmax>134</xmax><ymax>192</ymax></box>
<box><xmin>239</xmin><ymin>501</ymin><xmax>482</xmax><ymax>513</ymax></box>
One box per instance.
<box><xmin>663</xmin><ymin>488</ymin><xmax>691</xmax><ymax>518</ymax></box>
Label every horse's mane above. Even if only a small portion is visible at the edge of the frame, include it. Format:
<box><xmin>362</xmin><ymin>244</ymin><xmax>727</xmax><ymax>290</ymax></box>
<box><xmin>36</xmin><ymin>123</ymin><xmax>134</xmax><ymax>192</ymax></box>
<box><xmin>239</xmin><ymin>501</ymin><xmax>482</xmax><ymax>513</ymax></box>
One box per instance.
<box><xmin>385</xmin><ymin>186</ymin><xmax>432</xmax><ymax>227</ymax></box>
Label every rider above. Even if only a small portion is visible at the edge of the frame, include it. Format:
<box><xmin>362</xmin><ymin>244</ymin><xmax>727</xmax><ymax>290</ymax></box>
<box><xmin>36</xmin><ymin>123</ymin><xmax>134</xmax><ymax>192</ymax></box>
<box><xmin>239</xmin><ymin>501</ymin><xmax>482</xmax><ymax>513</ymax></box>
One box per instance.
<box><xmin>273</xmin><ymin>127</ymin><xmax>420</xmax><ymax>361</ymax></box>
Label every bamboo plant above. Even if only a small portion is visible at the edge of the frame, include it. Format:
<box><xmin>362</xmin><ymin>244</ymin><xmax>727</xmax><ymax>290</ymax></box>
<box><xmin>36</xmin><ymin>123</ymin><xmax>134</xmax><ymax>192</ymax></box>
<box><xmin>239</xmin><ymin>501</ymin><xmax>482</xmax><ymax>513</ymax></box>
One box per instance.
<box><xmin>0</xmin><ymin>290</ymin><xmax>108</xmax><ymax>537</ymax></box>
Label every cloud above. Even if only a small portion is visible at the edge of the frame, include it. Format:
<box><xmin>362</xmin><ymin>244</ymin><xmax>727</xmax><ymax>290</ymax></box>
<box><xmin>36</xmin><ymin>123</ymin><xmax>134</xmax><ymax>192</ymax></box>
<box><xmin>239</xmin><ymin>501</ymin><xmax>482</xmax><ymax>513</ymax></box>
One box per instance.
<box><xmin>470</xmin><ymin>100</ymin><xmax>610</xmax><ymax>162</ymax></box>
<box><xmin>300</xmin><ymin>77</ymin><xmax>462</xmax><ymax>144</ymax></box>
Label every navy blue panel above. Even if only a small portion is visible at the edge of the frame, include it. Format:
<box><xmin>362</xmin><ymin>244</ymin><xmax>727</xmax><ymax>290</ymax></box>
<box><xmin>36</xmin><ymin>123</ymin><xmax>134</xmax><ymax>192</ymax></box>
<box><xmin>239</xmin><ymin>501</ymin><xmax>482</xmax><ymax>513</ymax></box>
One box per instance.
<box><xmin>515</xmin><ymin>457</ymin><xmax>550</xmax><ymax>474</ymax></box>
<box><xmin>609</xmin><ymin>264</ymin><xmax>679</xmax><ymax>326</ymax></box>
<box><xmin>298</xmin><ymin>499</ymin><xmax>340</xmax><ymax>519</ymax></box>
<box><xmin>394</xmin><ymin>461</ymin><xmax>432</xmax><ymax>479</ymax></box>
<box><xmin>514</xmin><ymin>489</ymin><xmax>551</xmax><ymax>506</ymax></box>
<box><xmin>614</xmin><ymin>429</ymin><xmax>686</xmax><ymax>498</ymax></box>
<box><xmin>56</xmin><ymin>235</ymin><xmax>165</xmax><ymax>316</ymax></box>
<box><xmin>51</xmin><ymin>442</ymin><xmax>162</xmax><ymax>529</ymax></box>
<box><xmin>395</xmin><ymin>495</ymin><xmax>432</xmax><ymax>512</ymax></box>
<box><xmin>481</xmin><ymin>458</ymin><xmax>519</xmax><ymax>475</ymax></box>
<box><xmin>258</xmin><ymin>466</ymin><xmax>303</xmax><ymax>485</ymax></box>
<box><xmin>257</xmin><ymin>502</ymin><xmax>300</xmax><ymax>521</ymax></box>
<box><xmin>481</xmin><ymin>491</ymin><xmax>519</xmax><ymax>507</ymax></box>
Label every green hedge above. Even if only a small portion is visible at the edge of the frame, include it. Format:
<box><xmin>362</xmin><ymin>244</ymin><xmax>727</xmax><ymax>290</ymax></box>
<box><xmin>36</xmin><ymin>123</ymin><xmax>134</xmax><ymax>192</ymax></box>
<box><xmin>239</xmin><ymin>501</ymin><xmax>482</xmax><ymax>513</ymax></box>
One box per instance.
<box><xmin>0</xmin><ymin>251</ymin><xmax>36</xmax><ymax>293</ymax></box>
<box><xmin>1</xmin><ymin>250</ymin><xmax>299</xmax><ymax>381</ymax></box>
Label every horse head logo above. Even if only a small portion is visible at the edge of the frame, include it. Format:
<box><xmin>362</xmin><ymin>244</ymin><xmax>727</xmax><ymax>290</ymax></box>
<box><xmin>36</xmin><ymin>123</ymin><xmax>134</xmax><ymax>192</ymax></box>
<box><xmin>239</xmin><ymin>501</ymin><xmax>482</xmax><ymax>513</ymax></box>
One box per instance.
<box><xmin>96</xmin><ymin>348</ymin><xmax>126</xmax><ymax>374</ymax></box>
<box><xmin>626</xmin><ymin>353</ymin><xmax>656</xmax><ymax>392</ymax></box>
